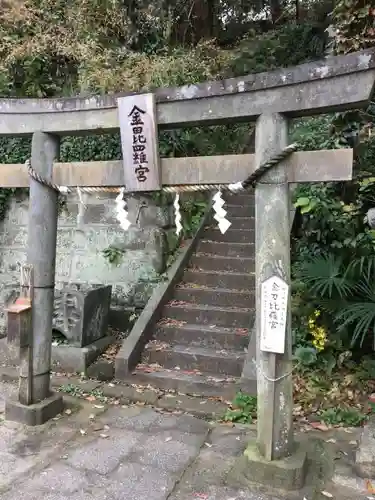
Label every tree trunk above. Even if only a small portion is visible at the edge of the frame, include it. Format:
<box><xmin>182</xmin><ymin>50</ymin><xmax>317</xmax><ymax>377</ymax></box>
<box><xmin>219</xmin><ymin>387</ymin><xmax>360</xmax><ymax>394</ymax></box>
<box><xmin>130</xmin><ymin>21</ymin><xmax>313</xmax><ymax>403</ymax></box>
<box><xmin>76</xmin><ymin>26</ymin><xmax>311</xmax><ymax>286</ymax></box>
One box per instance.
<box><xmin>269</xmin><ymin>0</ymin><xmax>282</xmax><ymax>24</ymax></box>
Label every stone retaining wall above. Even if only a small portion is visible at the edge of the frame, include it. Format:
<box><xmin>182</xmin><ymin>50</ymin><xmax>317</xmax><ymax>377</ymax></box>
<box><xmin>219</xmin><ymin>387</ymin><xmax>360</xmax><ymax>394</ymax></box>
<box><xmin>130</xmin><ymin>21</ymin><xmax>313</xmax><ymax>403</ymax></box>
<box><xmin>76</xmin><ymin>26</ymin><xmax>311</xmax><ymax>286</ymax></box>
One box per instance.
<box><xmin>0</xmin><ymin>191</ymin><xmax>176</xmax><ymax>334</ymax></box>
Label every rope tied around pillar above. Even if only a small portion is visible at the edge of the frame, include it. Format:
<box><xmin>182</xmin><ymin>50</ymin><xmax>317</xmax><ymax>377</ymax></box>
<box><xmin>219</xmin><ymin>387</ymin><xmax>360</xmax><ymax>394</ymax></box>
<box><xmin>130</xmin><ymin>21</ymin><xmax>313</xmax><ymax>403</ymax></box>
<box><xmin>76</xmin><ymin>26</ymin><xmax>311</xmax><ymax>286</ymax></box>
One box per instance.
<box><xmin>25</xmin><ymin>143</ymin><xmax>298</xmax><ymax>195</ymax></box>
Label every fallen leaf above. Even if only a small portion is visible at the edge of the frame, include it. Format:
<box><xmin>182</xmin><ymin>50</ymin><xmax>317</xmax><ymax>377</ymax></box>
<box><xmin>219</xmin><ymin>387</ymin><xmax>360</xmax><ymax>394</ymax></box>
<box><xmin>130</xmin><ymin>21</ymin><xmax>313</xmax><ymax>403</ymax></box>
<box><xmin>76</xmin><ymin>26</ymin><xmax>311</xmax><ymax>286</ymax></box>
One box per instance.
<box><xmin>321</xmin><ymin>491</ymin><xmax>333</xmax><ymax>498</ymax></box>
<box><xmin>310</xmin><ymin>422</ymin><xmax>329</xmax><ymax>431</ymax></box>
<box><xmin>366</xmin><ymin>479</ymin><xmax>375</xmax><ymax>494</ymax></box>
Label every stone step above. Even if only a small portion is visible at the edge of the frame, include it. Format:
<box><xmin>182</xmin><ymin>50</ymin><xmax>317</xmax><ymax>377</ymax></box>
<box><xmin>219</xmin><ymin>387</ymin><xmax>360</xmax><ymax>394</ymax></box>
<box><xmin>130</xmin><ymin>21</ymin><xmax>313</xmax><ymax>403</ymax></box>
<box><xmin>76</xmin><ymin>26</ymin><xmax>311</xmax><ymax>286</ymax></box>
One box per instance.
<box><xmin>163</xmin><ymin>302</ymin><xmax>253</xmax><ymax>329</ymax></box>
<box><xmin>155</xmin><ymin>321</ymin><xmax>250</xmax><ymax>350</ymax></box>
<box><xmin>225</xmin><ymin>205</ymin><xmax>254</xmax><ymax>217</ymax></box>
<box><xmin>143</xmin><ymin>344</ymin><xmax>245</xmax><ymax>377</ymax></box>
<box><xmin>190</xmin><ymin>254</ymin><xmax>254</xmax><ymax>273</ymax></box>
<box><xmin>130</xmin><ymin>366</ymin><xmax>248</xmax><ymax>399</ymax></box>
<box><xmin>225</xmin><ymin>193</ymin><xmax>255</xmax><ymax>206</ymax></box>
<box><xmin>198</xmin><ymin>240</ymin><xmax>254</xmax><ymax>258</ymax></box>
<box><xmin>229</xmin><ymin>217</ymin><xmax>255</xmax><ymax>230</ymax></box>
<box><xmin>182</xmin><ymin>269</ymin><xmax>255</xmax><ymax>290</ymax></box>
<box><xmin>203</xmin><ymin>228</ymin><xmax>254</xmax><ymax>243</ymax></box>
<box><xmin>174</xmin><ymin>286</ymin><xmax>254</xmax><ymax>308</ymax></box>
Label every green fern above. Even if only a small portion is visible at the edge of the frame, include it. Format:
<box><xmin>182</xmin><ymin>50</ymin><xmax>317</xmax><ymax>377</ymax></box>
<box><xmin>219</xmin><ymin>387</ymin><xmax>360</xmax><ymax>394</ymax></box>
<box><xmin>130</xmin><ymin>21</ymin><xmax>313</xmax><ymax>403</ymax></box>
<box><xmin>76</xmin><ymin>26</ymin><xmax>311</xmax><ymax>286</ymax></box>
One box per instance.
<box><xmin>297</xmin><ymin>254</ymin><xmax>355</xmax><ymax>299</ymax></box>
<box><xmin>335</xmin><ymin>276</ymin><xmax>375</xmax><ymax>347</ymax></box>
<box><xmin>297</xmin><ymin>254</ymin><xmax>375</xmax><ymax>348</ymax></box>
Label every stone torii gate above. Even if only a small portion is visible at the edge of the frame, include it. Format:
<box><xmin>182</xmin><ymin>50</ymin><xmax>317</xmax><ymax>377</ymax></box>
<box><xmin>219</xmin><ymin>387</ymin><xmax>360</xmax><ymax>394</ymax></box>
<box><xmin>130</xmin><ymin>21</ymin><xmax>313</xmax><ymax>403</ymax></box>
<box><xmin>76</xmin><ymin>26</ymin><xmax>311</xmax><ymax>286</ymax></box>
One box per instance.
<box><xmin>0</xmin><ymin>48</ymin><xmax>374</xmax><ymax>486</ymax></box>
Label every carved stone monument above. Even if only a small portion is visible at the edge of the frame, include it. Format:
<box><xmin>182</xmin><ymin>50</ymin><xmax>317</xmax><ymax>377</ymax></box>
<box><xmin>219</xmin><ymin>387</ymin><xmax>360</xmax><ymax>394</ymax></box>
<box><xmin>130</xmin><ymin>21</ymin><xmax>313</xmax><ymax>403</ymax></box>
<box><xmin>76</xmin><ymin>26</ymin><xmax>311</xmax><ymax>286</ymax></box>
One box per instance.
<box><xmin>53</xmin><ymin>285</ymin><xmax>112</xmax><ymax>347</ymax></box>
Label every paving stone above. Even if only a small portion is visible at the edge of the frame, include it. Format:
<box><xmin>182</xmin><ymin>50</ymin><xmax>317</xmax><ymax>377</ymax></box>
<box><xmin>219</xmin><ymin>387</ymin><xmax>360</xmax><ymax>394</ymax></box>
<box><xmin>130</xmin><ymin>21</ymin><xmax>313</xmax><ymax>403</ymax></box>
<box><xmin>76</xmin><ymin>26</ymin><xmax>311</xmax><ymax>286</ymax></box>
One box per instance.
<box><xmin>131</xmin><ymin>431</ymin><xmax>202</xmax><ymax>473</ymax></box>
<box><xmin>106</xmin><ymin>462</ymin><xmax>176</xmax><ymax>500</ymax></box>
<box><xmin>0</xmin><ymin>451</ymin><xmax>35</xmax><ymax>479</ymax></box>
<box><xmin>66</xmin><ymin>429</ymin><xmax>141</xmax><ymax>474</ymax></box>
<box><xmin>208</xmin><ymin>425</ymin><xmax>256</xmax><ymax>456</ymax></box>
<box><xmin>27</xmin><ymin>463</ymin><xmax>91</xmax><ymax>493</ymax></box>
<box><xmin>150</xmin><ymin>413</ymin><xmax>211</xmax><ymax>435</ymax></box>
<box><xmin>0</xmin><ymin>489</ymin><xmax>101</xmax><ymax>500</ymax></box>
<box><xmin>169</xmin><ymin>484</ymin><xmax>280</xmax><ymax>500</ymax></box>
<box><xmin>100</xmin><ymin>406</ymin><xmax>159</xmax><ymax>431</ymax></box>
<box><xmin>177</xmin><ymin>450</ymin><xmax>237</xmax><ymax>491</ymax></box>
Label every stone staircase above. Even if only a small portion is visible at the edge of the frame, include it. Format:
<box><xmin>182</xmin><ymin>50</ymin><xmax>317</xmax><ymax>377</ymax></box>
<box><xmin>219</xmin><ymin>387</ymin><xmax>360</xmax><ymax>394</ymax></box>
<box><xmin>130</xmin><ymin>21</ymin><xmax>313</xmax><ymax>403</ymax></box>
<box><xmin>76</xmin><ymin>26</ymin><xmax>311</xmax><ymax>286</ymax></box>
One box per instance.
<box><xmin>132</xmin><ymin>191</ymin><xmax>256</xmax><ymax>398</ymax></box>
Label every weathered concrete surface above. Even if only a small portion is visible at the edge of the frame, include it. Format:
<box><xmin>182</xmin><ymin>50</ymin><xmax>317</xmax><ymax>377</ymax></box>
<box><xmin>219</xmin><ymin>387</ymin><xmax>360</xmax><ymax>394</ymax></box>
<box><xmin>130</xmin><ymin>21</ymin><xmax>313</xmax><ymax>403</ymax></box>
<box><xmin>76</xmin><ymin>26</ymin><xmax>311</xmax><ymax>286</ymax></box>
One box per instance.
<box><xmin>0</xmin><ymin>379</ymin><xmax>370</xmax><ymax>500</ymax></box>
<box><xmin>0</xmin><ymin>149</ymin><xmax>353</xmax><ymax>187</ymax></box>
<box><xmin>28</xmin><ymin>131</ymin><xmax>60</xmax><ymax>404</ymax></box>
<box><xmin>0</xmin><ymin>335</ymin><xmax>115</xmax><ymax>374</ymax></box>
<box><xmin>253</xmin><ymin>113</ymin><xmax>294</xmax><ymax>461</ymax></box>
<box><xmin>0</xmin><ymin>191</ymin><xmax>176</xmax><ymax>335</ymax></box>
<box><xmin>354</xmin><ymin>414</ymin><xmax>375</xmax><ymax>478</ymax></box>
<box><xmin>0</xmin><ymin>49</ymin><xmax>374</xmax><ymax>134</ymax></box>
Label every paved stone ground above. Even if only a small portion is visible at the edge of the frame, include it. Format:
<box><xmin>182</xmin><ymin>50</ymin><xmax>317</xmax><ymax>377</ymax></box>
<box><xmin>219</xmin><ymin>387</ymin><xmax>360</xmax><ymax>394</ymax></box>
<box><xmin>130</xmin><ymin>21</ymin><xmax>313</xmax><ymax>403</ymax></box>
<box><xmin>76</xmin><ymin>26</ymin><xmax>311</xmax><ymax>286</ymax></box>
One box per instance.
<box><xmin>0</xmin><ymin>380</ymin><xmax>372</xmax><ymax>500</ymax></box>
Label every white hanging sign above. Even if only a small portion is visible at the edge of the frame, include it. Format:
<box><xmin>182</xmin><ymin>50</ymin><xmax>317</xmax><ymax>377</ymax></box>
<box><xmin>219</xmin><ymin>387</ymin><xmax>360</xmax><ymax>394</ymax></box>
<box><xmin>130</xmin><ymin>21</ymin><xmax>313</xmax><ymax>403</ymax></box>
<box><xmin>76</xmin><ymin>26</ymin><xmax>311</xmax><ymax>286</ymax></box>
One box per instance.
<box><xmin>260</xmin><ymin>275</ymin><xmax>289</xmax><ymax>354</ymax></box>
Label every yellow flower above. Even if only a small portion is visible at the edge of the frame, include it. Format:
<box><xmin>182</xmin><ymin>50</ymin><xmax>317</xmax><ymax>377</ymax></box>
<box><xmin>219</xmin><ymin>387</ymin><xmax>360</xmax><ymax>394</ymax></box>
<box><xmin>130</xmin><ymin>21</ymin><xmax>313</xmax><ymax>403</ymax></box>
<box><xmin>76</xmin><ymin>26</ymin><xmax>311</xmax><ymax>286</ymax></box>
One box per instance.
<box><xmin>307</xmin><ymin>313</ymin><xmax>327</xmax><ymax>352</ymax></box>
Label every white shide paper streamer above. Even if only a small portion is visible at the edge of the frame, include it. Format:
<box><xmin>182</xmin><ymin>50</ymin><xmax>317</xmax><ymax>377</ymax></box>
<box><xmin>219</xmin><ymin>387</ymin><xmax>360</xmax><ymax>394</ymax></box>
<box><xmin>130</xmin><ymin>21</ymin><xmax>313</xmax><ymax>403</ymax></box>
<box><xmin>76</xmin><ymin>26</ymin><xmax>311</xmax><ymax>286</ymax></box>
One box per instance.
<box><xmin>212</xmin><ymin>190</ymin><xmax>231</xmax><ymax>234</ymax></box>
<box><xmin>115</xmin><ymin>187</ymin><xmax>131</xmax><ymax>231</ymax></box>
<box><xmin>174</xmin><ymin>193</ymin><xmax>183</xmax><ymax>236</ymax></box>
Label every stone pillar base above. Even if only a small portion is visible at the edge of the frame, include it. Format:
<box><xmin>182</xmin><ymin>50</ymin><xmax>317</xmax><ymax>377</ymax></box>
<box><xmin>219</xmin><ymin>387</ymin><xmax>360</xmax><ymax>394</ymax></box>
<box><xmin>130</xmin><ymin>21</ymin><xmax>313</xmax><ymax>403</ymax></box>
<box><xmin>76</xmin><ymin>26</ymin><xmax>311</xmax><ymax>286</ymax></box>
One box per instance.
<box><xmin>5</xmin><ymin>391</ymin><xmax>64</xmax><ymax>426</ymax></box>
<box><xmin>229</xmin><ymin>440</ymin><xmax>307</xmax><ymax>491</ymax></box>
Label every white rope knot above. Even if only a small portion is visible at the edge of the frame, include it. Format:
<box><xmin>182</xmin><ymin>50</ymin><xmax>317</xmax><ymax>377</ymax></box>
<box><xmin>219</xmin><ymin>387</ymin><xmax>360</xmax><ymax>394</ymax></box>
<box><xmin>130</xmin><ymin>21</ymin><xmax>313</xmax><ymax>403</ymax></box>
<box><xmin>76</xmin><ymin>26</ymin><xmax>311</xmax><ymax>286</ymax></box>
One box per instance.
<box><xmin>228</xmin><ymin>181</ymin><xmax>244</xmax><ymax>193</ymax></box>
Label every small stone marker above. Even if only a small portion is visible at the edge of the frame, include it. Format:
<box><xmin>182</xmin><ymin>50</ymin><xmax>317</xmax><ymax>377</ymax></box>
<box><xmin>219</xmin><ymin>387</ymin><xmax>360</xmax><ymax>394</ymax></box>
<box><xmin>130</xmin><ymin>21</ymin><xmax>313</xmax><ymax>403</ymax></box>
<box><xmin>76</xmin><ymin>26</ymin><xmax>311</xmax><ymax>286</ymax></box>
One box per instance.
<box><xmin>117</xmin><ymin>93</ymin><xmax>161</xmax><ymax>192</ymax></box>
<box><xmin>260</xmin><ymin>275</ymin><xmax>288</xmax><ymax>354</ymax></box>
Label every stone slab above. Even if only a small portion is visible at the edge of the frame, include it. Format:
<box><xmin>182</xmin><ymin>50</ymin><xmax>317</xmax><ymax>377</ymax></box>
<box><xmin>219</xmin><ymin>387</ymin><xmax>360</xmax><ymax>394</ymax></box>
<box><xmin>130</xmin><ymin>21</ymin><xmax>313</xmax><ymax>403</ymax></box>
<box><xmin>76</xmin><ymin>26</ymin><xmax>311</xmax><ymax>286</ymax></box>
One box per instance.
<box><xmin>168</xmin><ymin>484</ymin><xmax>278</xmax><ymax>500</ymax></box>
<box><xmin>51</xmin><ymin>335</ymin><xmax>115</xmax><ymax>374</ymax></box>
<box><xmin>355</xmin><ymin>415</ymin><xmax>375</xmax><ymax>478</ymax></box>
<box><xmin>157</xmin><ymin>394</ymin><xmax>227</xmax><ymax>419</ymax></box>
<box><xmin>229</xmin><ymin>440</ymin><xmax>307</xmax><ymax>491</ymax></box>
<box><xmin>5</xmin><ymin>391</ymin><xmax>64</xmax><ymax>426</ymax></box>
<box><xmin>99</xmin><ymin>382</ymin><xmax>159</xmax><ymax>405</ymax></box>
<box><xmin>86</xmin><ymin>358</ymin><xmax>115</xmax><ymax>381</ymax></box>
<box><xmin>0</xmin><ymin>334</ymin><xmax>116</xmax><ymax>374</ymax></box>
<box><xmin>65</xmin><ymin>428</ymin><xmax>142</xmax><ymax>474</ymax></box>
<box><xmin>108</xmin><ymin>462</ymin><xmax>177</xmax><ymax>500</ymax></box>
<box><xmin>130</xmin><ymin>431</ymin><xmax>205</xmax><ymax>474</ymax></box>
